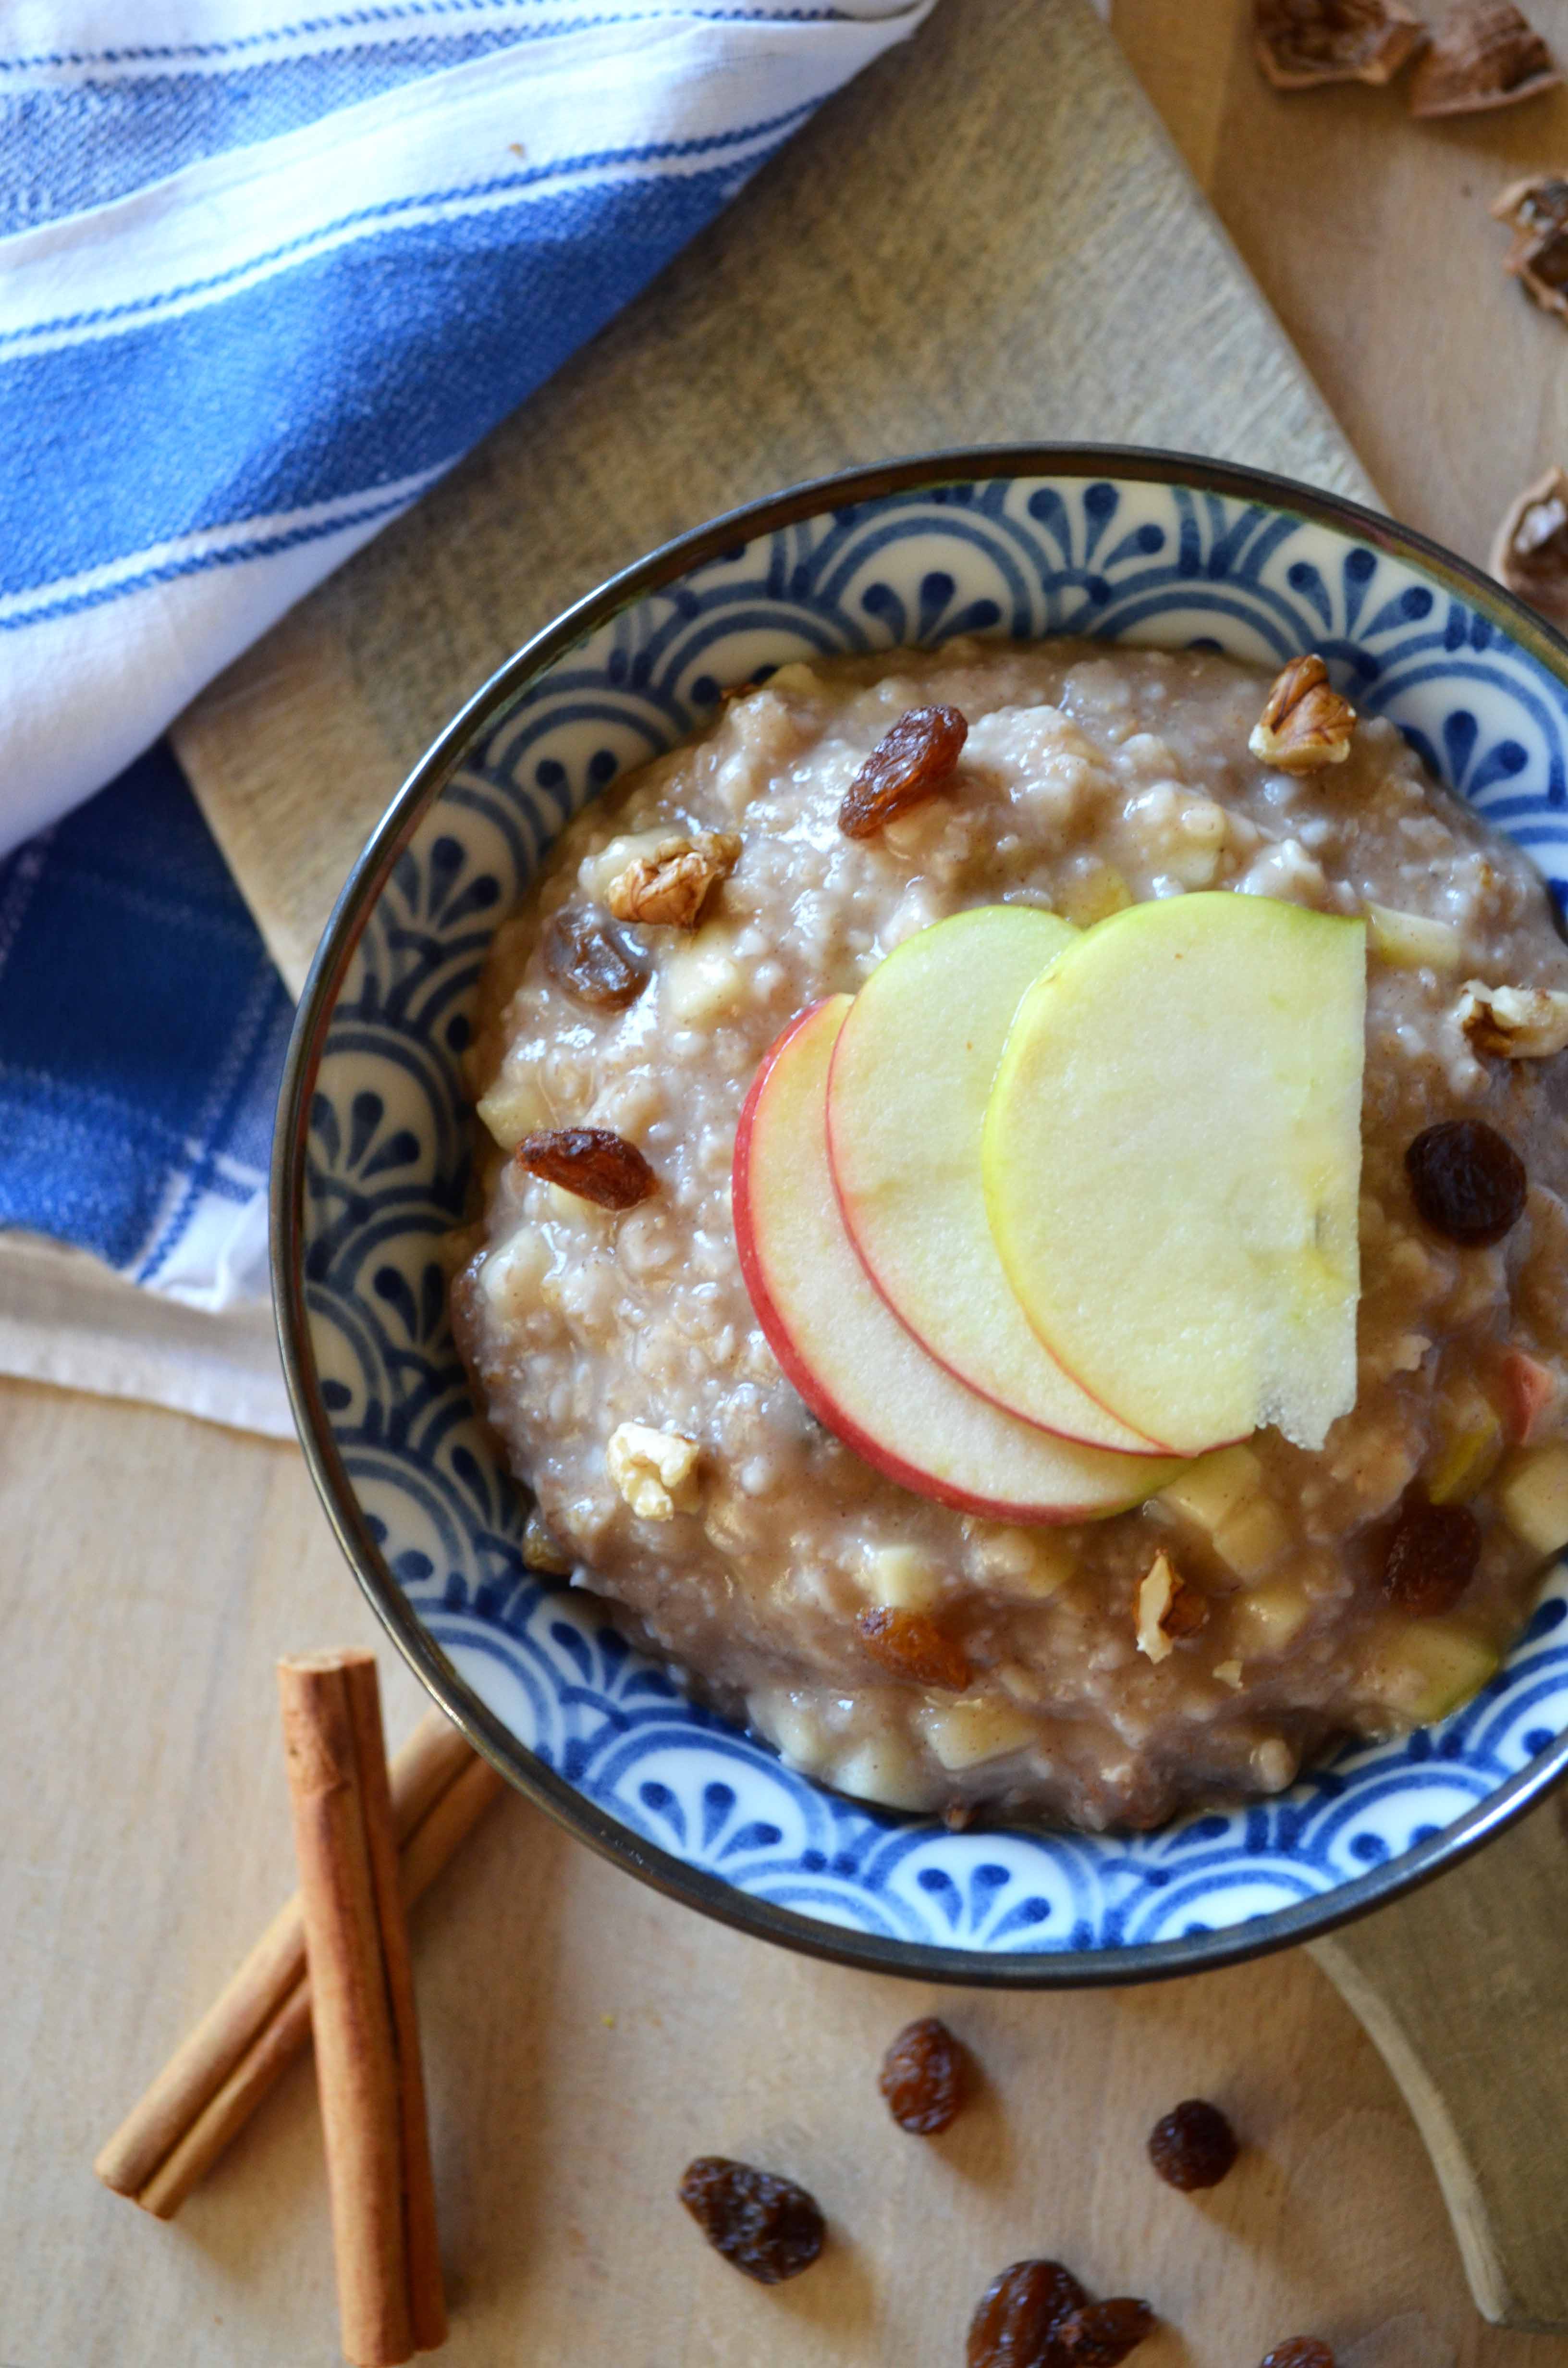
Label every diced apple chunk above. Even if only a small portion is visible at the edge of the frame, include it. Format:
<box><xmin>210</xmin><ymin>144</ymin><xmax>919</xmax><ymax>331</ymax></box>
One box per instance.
<box><xmin>756</xmin><ymin>1691</ymin><xmax>828</xmax><ymax>1774</ymax></box>
<box><xmin>833</xmin><ymin>1732</ymin><xmax>931</xmax><ymax>1812</ymax></box>
<box><xmin>1228</xmin><ymin>1580</ymin><xmax>1311</xmax><ymax>1658</ymax></box>
<box><xmin>1157</xmin><ymin>1446</ymin><xmax>1289</xmax><ymax>1575</ymax></box>
<box><xmin>920</xmin><ymin>1695</ymin><xmax>1038</xmax><ymax>1772</ymax></box>
<box><xmin>1214</xmin><ymin>1495</ymin><xmax>1293</xmax><ymax>1580</ymax></box>
<box><xmin>1498</xmin><ymin>1442</ymin><xmax>1568</xmax><ymax>1559</ymax></box>
<box><xmin>1361</xmin><ymin>1619</ymin><xmax>1500</xmax><ymax>1726</ymax></box>
<box><xmin>662</xmin><ymin>927</ymin><xmax>747</xmax><ymax>1027</ymax></box>
<box><xmin>1365</xmin><ymin>902</ymin><xmax>1465</xmax><ymax>972</ymax></box>
<box><xmin>476</xmin><ymin>1068</ymin><xmax>551</xmax><ymax>1151</ymax></box>
<box><xmin>1159</xmin><ymin>1444</ymin><xmax>1266</xmax><ymax>1530</ymax></box>
<box><xmin>1427</xmin><ymin>1401</ymin><xmax>1505</xmax><ymax>1505</ymax></box>
<box><xmin>966</xmin><ymin>1524</ymin><xmax>1075</xmax><ymax>1599</ymax></box>
<box><xmin>858</xmin><ymin>1542</ymin><xmax>945</xmax><ymax>1613</ymax></box>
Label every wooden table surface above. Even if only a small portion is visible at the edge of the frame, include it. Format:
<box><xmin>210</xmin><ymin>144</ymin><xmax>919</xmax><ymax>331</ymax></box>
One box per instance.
<box><xmin>6</xmin><ymin>7</ymin><xmax>1568</xmax><ymax>2365</ymax></box>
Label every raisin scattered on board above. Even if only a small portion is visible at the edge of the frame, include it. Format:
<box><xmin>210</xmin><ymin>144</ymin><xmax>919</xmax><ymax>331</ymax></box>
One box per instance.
<box><xmin>1382</xmin><ymin>1486</ymin><xmax>1482</xmax><ymax>1616</ymax></box>
<box><xmin>516</xmin><ymin>1126</ymin><xmax>656</xmax><ymax>1210</ymax></box>
<box><xmin>542</xmin><ymin>903</ymin><xmax>651</xmax><ymax>1011</ymax></box>
<box><xmin>1055</xmin><ymin>2298</ymin><xmax>1155</xmax><ymax>2365</ymax></box>
<box><xmin>1260</xmin><ymin>2343</ymin><xmax>1335</xmax><ymax>2368</ymax></box>
<box><xmin>879</xmin><ymin>2015</ymin><xmax>968</xmax><ymax>2135</ymax></box>
<box><xmin>677</xmin><ymin>2157</ymin><xmax>825</xmax><ymax>2284</ymax></box>
<box><xmin>1405</xmin><ymin>1120</ymin><xmax>1528</xmax><ymax>1247</ymax></box>
<box><xmin>966</xmin><ymin>2259</ymin><xmax>1089</xmax><ymax>2368</ymax></box>
<box><xmin>1147</xmin><ymin>2097</ymin><xmax>1239</xmax><ymax>2190</ymax></box>
<box><xmin>837</xmin><ymin>704</ymin><xmax>968</xmax><ymax>838</ymax></box>
<box><xmin>856</xmin><ymin>1606</ymin><xmax>971</xmax><ymax>1690</ymax></box>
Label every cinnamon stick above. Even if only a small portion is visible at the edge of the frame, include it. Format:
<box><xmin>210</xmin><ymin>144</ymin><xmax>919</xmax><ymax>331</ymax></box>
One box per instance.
<box><xmin>96</xmin><ymin>1705</ymin><xmax>497</xmax><ymax>2221</ymax></box>
<box><xmin>279</xmin><ymin>1652</ymin><xmax>447</xmax><ymax>2366</ymax></box>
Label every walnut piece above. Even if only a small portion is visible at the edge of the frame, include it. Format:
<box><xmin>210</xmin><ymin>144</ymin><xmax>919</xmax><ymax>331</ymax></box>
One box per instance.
<box><xmin>1254</xmin><ymin>0</ymin><xmax>1426</xmax><ymax>88</ymax></box>
<box><xmin>607</xmin><ymin>830</ymin><xmax>741</xmax><ymax>928</ymax></box>
<box><xmin>1491</xmin><ymin>467</ymin><xmax>1568</xmax><ymax>619</ymax></box>
<box><xmin>1492</xmin><ymin>177</ymin><xmax>1568</xmax><ymax>322</ymax></box>
<box><xmin>1248</xmin><ymin>655</ymin><xmax>1357</xmax><ymax>772</ymax></box>
<box><xmin>606</xmin><ymin>1423</ymin><xmax>701</xmax><ymax>1520</ymax></box>
<box><xmin>1457</xmin><ymin>978</ymin><xmax>1568</xmax><ymax>1057</ymax></box>
<box><xmin>1136</xmin><ymin>1552</ymin><xmax>1209</xmax><ymax>1664</ymax></box>
<box><xmin>1409</xmin><ymin>0</ymin><xmax>1560</xmax><ymax>114</ymax></box>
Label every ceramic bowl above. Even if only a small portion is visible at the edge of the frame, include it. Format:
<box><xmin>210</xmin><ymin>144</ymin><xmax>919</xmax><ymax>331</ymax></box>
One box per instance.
<box><xmin>274</xmin><ymin>447</ymin><xmax>1568</xmax><ymax>1985</ymax></box>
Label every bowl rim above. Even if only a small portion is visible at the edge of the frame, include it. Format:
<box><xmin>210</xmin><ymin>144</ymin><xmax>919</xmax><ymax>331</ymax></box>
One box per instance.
<box><xmin>273</xmin><ymin>440</ymin><xmax>1568</xmax><ymax>1988</ymax></box>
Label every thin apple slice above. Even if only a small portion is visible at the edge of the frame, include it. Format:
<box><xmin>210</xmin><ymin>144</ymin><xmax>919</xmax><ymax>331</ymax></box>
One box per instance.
<box><xmin>733</xmin><ymin>999</ymin><xmax>1179</xmax><ymax>1522</ymax></box>
<box><xmin>983</xmin><ymin>892</ymin><xmax>1366</xmax><ymax>1457</ymax></box>
<box><xmin>827</xmin><ymin>906</ymin><xmax>1164</xmax><ymax>1455</ymax></box>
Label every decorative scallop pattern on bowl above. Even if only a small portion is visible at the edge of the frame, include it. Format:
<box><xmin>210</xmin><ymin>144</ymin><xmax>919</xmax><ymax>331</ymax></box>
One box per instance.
<box><xmin>282</xmin><ymin>455</ymin><xmax>1568</xmax><ymax>1980</ymax></box>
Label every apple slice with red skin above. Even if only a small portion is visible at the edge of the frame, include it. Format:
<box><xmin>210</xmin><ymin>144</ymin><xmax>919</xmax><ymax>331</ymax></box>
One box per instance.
<box><xmin>732</xmin><ymin>996</ymin><xmax>1179</xmax><ymax>1522</ymax></box>
<box><xmin>826</xmin><ymin>906</ymin><xmax>1164</xmax><ymax>1455</ymax></box>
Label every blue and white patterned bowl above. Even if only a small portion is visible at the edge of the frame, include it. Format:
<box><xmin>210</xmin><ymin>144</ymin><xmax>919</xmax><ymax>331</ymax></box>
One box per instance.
<box><xmin>275</xmin><ymin>448</ymin><xmax>1568</xmax><ymax>1985</ymax></box>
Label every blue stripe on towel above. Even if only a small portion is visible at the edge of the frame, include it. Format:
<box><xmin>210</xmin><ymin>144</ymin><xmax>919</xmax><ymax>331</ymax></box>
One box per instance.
<box><xmin>0</xmin><ymin>132</ymin><xmax>801</xmax><ymax>599</ymax></box>
<box><xmin>0</xmin><ymin>742</ymin><xmax>290</xmax><ymax>1273</ymax></box>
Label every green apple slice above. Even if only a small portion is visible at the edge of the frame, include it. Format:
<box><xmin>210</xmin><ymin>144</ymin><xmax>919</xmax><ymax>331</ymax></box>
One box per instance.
<box><xmin>983</xmin><ymin>892</ymin><xmax>1366</xmax><ymax>1457</ymax></box>
<box><xmin>826</xmin><ymin>907</ymin><xmax>1164</xmax><ymax>1455</ymax></box>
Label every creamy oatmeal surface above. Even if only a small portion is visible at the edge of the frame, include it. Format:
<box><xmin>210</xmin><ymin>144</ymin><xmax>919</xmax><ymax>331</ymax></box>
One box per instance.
<box><xmin>453</xmin><ymin>640</ymin><xmax>1568</xmax><ymax>1831</ymax></box>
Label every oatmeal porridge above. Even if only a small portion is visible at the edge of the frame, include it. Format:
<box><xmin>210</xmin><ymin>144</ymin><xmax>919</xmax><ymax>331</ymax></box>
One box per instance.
<box><xmin>451</xmin><ymin>640</ymin><xmax>1568</xmax><ymax>1831</ymax></box>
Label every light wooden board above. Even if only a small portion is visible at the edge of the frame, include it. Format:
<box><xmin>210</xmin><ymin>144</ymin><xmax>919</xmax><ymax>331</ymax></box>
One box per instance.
<box><xmin>5</xmin><ymin>1371</ymin><xmax>1568</xmax><ymax>2368</ymax></box>
<box><xmin>2</xmin><ymin>0</ymin><xmax>1555</xmax><ymax>2355</ymax></box>
<box><xmin>172</xmin><ymin>0</ymin><xmax>1367</xmax><ymax>994</ymax></box>
<box><xmin>1111</xmin><ymin>0</ymin><xmax>1568</xmax><ymax>575</ymax></box>
<box><xmin>1100</xmin><ymin>1</ymin><xmax>1568</xmax><ymax>2331</ymax></box>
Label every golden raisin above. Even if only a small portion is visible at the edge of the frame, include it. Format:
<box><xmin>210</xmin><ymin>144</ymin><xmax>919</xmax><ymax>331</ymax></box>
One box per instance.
<box><xmin>1147</xmin><ymin>2097</ymin><xmax>1239</xmax><ymax>2189</ymax></box>
<box><xmin>838</xmin><ymin>704</ymin><xmax>968</xmax><ymax>837</ymax></box>
<box><xmin>1382</xmin><ymin>1486</ymin><xmax>1482</xmax><ymax>1616</ymax></box>
<box><xmin>967</xmin><ymin>2259</ymin><xmax>1089</xmax><ymax>2368</ymax></box>
<box><xmin>542</xmin><ymin>903</ymin><xmax>650</xmax><ymax>1010</ymax></box>
<box><xmin>517</xmin><ymin>1126</ymin><xmax>656</xmax><ymax>1210</ymax></box>
<box><xmin>677</xmin><ymin>2156</ymin><xmax>824</xmax><ymax>2283</ymax></box>
<box><xmin>856</xmin><ymin>1606</ymin><xmax>971</xmax><ymax>1690</ymax></box>
<box><xmin>1055</xmin><ymin>2299</ymin><xmax>1155</xmax><ymax>2365</ymax></box>
<box><xmin>1405</xmin><ymin>1120</ymin><xmax>1527</xmax><ymax>1247</ymax></box>
<box><xmin>879</xmin><ymin>2016</ymin><xmax>968</xmax><ymax>2134</ymax></box>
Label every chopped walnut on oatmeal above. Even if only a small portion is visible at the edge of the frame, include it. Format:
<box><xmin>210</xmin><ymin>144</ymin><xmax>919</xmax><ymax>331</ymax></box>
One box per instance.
<box><xmin>1248</xmin><ymin>656</ymin><xmax>1357</xmax><ymax>773</ymax></box>
<box><xmin>606</xmin><ymin>1422</ymin><xmax>702</xmax><ymax>1519</ymax></box>
<box><xmin>608</xmin><ymin>830</ymin><xmax>741</xmax><ymax>928</ymax></box>
<box><xmin>1136</xmin><ymin>1552</ymin><xmax>1209</xmax><ymax>1663</ymax></box>
<box><xmin>1457</xmin><ymin>978</ymin><xmax>1568</xmax><ymax>1057</ymax></box>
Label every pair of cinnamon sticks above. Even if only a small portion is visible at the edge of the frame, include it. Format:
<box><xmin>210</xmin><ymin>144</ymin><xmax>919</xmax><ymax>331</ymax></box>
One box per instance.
<box><xmin>96</xmin><ymin>1654</ymin><xmax>502</xmax><ymax>2367</ymax></box>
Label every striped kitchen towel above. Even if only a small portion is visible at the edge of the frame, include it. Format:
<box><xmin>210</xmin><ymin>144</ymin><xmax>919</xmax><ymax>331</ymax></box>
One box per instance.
<box><xmin>2</xmin><ymin>0</ymin><xmax>934</xmax><ymax>851</ymax></box>
<box><xmin>0</xmin><ymin>0</ymin><xmax>934</xmax><ymax>1367</ymax></box>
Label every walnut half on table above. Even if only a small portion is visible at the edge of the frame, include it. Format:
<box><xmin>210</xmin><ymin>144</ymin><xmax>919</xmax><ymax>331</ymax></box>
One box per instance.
<box><xmin>1253</xmin><ymin>0</ymin><xmax>1426</xmax><ymax>90</ymax></box>
<box><xmin>1492</xmin><ymin>466</ymin><xmax>1568</xmax><ymax>624</ymax></box>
